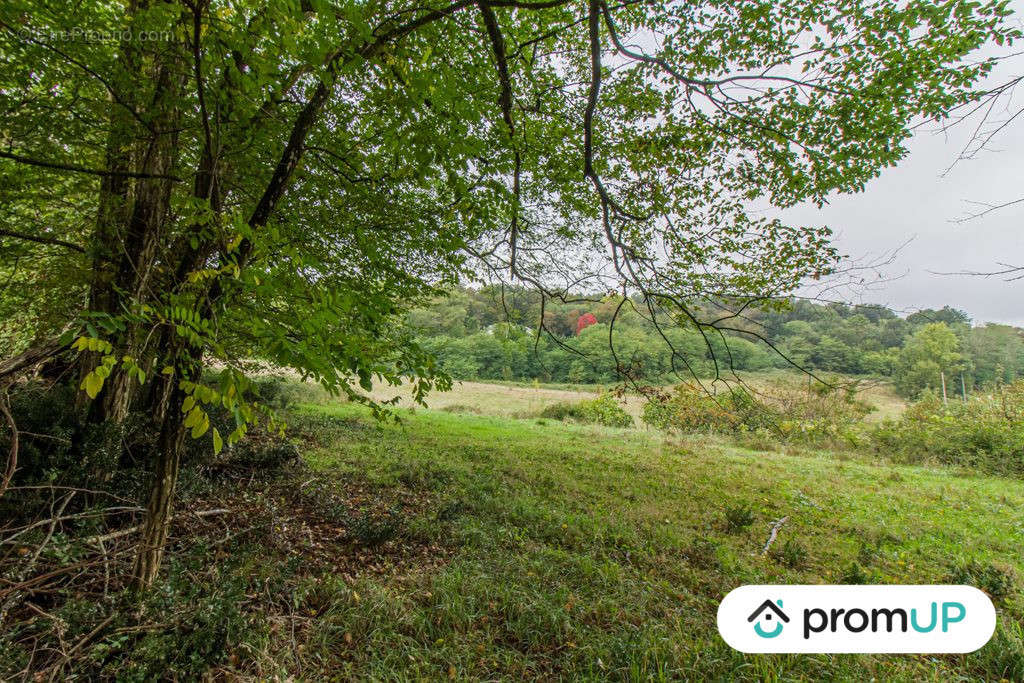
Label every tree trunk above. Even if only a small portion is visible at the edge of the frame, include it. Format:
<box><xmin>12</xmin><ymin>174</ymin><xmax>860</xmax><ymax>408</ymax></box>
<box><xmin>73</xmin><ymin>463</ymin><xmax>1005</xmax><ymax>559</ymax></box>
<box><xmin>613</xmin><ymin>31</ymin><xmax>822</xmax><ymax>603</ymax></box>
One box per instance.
<box><xmin>81</xmin><ymin>6</ymin><xmax>185</xmax><ymax>426</ymax></box>
<box><xmin>130</xmin><ymin>375</ymin><xmax>188</xmax><ymax>590</ymax></box>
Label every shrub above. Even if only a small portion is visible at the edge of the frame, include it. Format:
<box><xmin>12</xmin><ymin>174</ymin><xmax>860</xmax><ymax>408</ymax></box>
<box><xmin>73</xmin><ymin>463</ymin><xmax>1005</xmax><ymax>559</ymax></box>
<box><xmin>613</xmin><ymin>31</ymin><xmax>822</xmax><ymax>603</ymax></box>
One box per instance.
<box><xmin>230</xmin><ymin>440</ymin><xmax>301</xmax><ymax>470</ymax></box>
<box><xmin>539</xmin><ymin>401</ymin><xmax>587</xmax><ymax>421</ymax></box>
<box><xmin>539</xmin><ymin>394</ymin><xmax>632</xmax><ymax>428</ymax></box>
<box><xmin>641</xmin><ymin>384</ymin><xmax>734</xmax><ymax>433</ymax></box>
<box><xmin>870</xmin><ymin>382</ymin><xmax>1024</xmax><ymax>475</ymax></box>
<box><xmin>251</xmin><ymin>375</ymin><xmax>327</xmax><ymax>409</ymax></box>
<box><xmin>0</xmin><ymin>382</ymin><xmax>153</xmax><ymax>495</ymax></box>
<box><xmin>118</xmin><ymin>564</ymin><xmax>261</xmax><ymax>680</ymax></box>
<box><xmin>724</xmin><ymin>504</ymin><xmax>755</xmax><ymax>533</ymax></box>
<box><xmin>578</xmin><ymin>394</ymin><xmax>633</xmax><ymax>427</ymax></box>
<box><xmin>642</xmin><ymin>380</ymin><xmax>870</xmax><ymax>448</ymax></box>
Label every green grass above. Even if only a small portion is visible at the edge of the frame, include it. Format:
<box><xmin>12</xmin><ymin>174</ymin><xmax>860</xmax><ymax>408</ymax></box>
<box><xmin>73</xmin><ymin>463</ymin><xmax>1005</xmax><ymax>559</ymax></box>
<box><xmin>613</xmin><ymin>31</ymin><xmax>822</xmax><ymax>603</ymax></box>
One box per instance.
<box><xmin>286</xmin><ymin>401</ymin><xmax>1024</xmax><ymax>681</ymax></box>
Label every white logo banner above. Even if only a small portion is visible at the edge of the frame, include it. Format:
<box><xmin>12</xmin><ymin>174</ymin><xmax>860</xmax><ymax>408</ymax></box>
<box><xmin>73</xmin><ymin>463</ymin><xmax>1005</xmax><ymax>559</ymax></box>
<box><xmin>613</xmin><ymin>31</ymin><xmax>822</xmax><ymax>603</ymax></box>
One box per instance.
<box><xmin>718</xmin><ymin>585</ymin><xmax>996</xmax><ymax>653</ymax></box>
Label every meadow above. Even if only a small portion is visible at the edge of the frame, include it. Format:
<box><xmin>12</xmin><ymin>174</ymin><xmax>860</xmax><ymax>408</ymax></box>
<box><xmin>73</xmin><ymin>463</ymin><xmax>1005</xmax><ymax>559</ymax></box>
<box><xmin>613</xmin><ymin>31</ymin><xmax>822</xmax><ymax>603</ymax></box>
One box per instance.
<box><xmin>362</xmin><ymin>371</ymin><xmax>907</xmax><ymax>423</ymax></box>
<box><xmin>4</xmin><ymin>378</ymin><xmax>1022</xmax><ymax>680</ymax></box>
<box><xmin>276</xmin><ymin>392</ymin><xmax>1023</xmax><ymax>679</ymax></box>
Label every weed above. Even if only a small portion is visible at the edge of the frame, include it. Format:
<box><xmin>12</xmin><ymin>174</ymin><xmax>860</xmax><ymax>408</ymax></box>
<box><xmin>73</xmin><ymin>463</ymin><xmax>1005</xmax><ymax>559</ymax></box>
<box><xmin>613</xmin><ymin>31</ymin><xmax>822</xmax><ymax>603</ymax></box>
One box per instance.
<box><xmin>683</xmin><ymin>538</ymin><xmax>722</xmax><ymax>569</ymax></box>
<box><xmin>774</xmin><ymin>539</ymin><xmax>808</xmax><ymax>569</ymax></box>
<box><xmin>347</xmin><ymin>508</ymin><xmax>403</xmax><ymax>547</ymax></box>
<box><xmin>949</xmin><ymin>560</ymin><xmax>1016</xmax><ymax>601</ymax></box>
<box><xmin>724</xmin><ymin>504</ymin><xmax>755</xmax><ymax>533</ymax></box>
<box><xmin>840</xmin><ymin>561</ymin><xmax>869</xmax><ymax>584</ymax></box>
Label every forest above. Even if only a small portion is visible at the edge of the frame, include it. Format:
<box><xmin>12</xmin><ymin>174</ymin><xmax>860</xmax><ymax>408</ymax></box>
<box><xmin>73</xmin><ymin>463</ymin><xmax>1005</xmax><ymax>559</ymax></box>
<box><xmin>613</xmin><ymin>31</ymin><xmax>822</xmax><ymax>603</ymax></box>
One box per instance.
<box><xmin>409</xmin><ymin>287</ymin><xmax>1024</xmax><ymax>395</ymax></box>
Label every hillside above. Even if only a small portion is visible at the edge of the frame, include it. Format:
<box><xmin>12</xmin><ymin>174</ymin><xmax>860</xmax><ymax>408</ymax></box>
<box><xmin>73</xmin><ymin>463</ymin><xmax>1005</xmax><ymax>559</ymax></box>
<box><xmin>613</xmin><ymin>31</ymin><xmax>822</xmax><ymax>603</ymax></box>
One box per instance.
<box><xmin>3</xmin><ymin>380</ymin><xmax>1022</xmax><ymax>678</ymax></box>
<box><xmin>282</xmin><ymin>400</ymin><xmax>1024</xmax><ymax>678</ymax></box>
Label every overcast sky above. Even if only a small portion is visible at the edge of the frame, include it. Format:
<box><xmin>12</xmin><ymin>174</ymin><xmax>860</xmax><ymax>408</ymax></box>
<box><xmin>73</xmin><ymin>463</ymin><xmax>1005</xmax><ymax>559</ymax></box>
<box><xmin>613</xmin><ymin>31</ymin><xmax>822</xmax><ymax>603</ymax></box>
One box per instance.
<box><xmin>782</xmin><ymin>8</ymin><xmax>1024</xmax><ymax>327</ymax></box>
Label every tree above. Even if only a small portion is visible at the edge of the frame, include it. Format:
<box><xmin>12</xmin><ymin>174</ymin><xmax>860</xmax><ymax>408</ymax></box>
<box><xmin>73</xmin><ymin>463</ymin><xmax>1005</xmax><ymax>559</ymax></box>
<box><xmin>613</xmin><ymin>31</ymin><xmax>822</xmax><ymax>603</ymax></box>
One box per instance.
<box><xmin>575</xmin><ymin>313</ymin><xmax>598</xmax><ymax>336</ymax></box>
<box><xmin>895</xmin><ymin>323</ymin><xmax>965</xmax><ymax>397</ymax></box>
<box><xmin>906</xmin><ymin>307</ymin><xmax>971</xmax><ymax>329</ymax></box>
<box><xmin>0</xmin><ymin>0</ymin><xmax>1015</xmax><ymax>587</ymax></box>
<box><xmin>968</xmin><ymin>324</ymin><xmax>1024</xmax><ymax>386</ymax></box>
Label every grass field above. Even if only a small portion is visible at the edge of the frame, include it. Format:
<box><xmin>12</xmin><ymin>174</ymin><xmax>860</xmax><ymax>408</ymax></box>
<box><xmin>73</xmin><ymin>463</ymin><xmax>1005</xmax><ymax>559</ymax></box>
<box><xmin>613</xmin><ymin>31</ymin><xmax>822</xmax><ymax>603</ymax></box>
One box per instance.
<box><xmin>360</xmin><ymin>371</ymin><xmax>907</xmax><ymax>423</ymax></box>
<box><xmin>260</xmin><ymin>395</ymin><xmax>1024</xmax><ymax>680</ymax></box>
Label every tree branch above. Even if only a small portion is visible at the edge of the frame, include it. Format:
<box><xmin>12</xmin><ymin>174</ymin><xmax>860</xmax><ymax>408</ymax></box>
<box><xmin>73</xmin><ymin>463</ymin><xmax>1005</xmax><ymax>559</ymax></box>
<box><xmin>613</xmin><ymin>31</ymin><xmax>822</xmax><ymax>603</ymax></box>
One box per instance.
<box><xmin>477</xmin><ymin>1</ymin><xmax>522</xmax><ymax>277</ymax></box>
<box><xmin>0</xmin><ymin>229</ymin><xmax>86</xmax><ymax>254</ymax></box>
<box><xmin>0</xmin><ymin>150</ymin><xmax>182</xmax><ymax>181</ymax></box>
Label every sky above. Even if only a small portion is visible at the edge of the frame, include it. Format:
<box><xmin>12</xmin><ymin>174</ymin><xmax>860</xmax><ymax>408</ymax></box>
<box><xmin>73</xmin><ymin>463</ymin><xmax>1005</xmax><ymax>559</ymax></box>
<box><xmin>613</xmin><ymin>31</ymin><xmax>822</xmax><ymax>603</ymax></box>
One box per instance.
<box><xmin>782</xmin><ymin>8</ymin><xmax>1024</xmax><ymax>327</ymax></box>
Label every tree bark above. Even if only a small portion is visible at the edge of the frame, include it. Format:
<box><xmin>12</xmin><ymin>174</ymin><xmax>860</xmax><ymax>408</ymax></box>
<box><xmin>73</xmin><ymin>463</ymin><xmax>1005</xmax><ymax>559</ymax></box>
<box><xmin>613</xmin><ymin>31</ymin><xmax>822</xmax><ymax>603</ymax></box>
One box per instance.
<box><xmin>130</xmin><ymin>372</ymin><xmax>188</xmax><ymax>589</ymax></box>
<box><xmin>82</xmin><ymin>6</ymin><xmax>185</xmax><ymax>426</ymax></box>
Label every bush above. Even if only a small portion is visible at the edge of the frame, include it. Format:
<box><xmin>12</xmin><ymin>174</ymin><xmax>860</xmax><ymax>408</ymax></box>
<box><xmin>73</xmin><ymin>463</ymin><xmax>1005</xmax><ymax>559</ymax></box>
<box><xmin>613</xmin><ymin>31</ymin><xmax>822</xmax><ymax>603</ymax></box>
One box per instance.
<box><xmin>724</xmin><ymin>504</ymin><xmax>755</xmax><ymax>533</ymax></box>
<box><xmin>539</xmin><ymin>401</ymin><xmax>587</xmax><ymax>421</ymax></box>
<box><xmin>579</xmin><ymin>394</ymin><xmax>633</xmax><ymax>427</ymax></box>
<box><xmin>641</xmin><ymin>384</ymin><xmax>734</xmax><ymax>433</ymax></box>
<box><xmin>539</xmin><ymin>394</ymin><xmax>632</xmax><ymax>428</ymax></box>
<box><xmin>642</xmin><ymin>380</ymin><xmax>870</xmax><ymax>447</ymax></box>
<box><xmin>0</xmin><ymin>382</ymin><xmax>153</xmax><ymax>495</ymax></box>
<box><xmin>870</xmin><ymin>382</ymin><xmax>1024</xmax><ymax>475</ymax></box>
<box><xmin>118</xmin><ymin>563</ymin><xmax>262</xmax><ymax>680</ymax></box>
<box><xmin>251</xmin><ymin>375</ymin><xmax>327</xmax><ymax>410</ymax></box>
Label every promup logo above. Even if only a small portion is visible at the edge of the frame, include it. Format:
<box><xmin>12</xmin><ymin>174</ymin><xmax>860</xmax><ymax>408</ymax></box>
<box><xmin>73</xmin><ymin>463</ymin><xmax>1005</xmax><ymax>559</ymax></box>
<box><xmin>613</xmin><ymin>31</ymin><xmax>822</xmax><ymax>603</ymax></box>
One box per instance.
<box><xmin>718</xmin><ymin>585</ymin><xmax>996</xmax><ymax>653</ymax></box>
<box><xmin>748</xmin><ymin>599</ymin><xmax>789</xmax><ymax>638</ymax></box>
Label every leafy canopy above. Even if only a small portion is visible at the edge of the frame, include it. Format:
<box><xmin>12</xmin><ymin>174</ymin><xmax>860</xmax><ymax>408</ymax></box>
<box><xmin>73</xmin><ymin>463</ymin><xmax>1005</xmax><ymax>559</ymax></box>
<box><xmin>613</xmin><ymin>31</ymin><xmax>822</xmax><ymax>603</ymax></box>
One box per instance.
<box><xmin>0</xmin><ymin>0</ymin><xmax>1017</xmax><ymax>427</ymax></box>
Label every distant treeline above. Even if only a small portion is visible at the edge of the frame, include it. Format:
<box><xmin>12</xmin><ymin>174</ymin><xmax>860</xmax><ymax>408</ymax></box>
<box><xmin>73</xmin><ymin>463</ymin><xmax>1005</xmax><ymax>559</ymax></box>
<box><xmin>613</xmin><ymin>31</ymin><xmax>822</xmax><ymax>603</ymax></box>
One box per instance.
<box><xmin>405</xmin><ymin>288</ymin><xmax>1024</xmax><ymax>398</ymax></box>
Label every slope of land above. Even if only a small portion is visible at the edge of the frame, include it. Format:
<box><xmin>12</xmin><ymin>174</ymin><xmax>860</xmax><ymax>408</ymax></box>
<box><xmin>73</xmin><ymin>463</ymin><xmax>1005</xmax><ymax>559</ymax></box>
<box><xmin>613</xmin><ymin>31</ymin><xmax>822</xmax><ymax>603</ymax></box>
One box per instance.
<box><xmin>277</xmin><ymin>400</ymin><xmax>1022</xmax><ymax>680</ymax></box>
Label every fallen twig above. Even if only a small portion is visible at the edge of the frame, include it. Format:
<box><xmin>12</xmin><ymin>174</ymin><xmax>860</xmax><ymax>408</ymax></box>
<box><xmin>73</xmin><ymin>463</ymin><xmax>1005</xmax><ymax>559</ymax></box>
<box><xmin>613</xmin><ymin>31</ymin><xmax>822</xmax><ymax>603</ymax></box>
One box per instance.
<box><xmin>48</xmin><ymin>613</ymin><xmax>115</xmax><ymax>676</ymax></box>
<box><xmin>0</xmin><ymin>387</ymin><xmax>19</xmax><ymax>499</ymax></box>
<box><xmin>2</xmin><ymin>507</ymin><xmax>143</xmax><ymax>546</ymax></box>
<box><xmin>761</xmin><ymin>515</ymin><xmax>789</xmax><ymax>556</ymax></box>
<box><xmin>84</xmin><ymin>508</ymin><xmax>231</xmax><ymax>545</ymax></box>
<box><xmin>0</xmin><ymin>492</ymin><xmax>75</xmax><ymax>624</ymax></box>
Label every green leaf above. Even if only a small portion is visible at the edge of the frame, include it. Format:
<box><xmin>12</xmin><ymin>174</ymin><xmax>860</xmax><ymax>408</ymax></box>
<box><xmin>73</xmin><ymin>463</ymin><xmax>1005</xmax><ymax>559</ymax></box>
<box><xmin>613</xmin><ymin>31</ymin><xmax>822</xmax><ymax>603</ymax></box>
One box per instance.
<box><xmin>212</xmin><ymin>428</ymin><xmax>223</xmax><ymax>455</ymax></box>
<box><xmin>81</xmin><ymin>372</ymin><xmax>104</xmax><ymax>399</ymax></box>
<box><xmin>191</xmin><ymin>414</ymin><xmax>210</xmax><ymax>439</ymax></box>
<box><xmin>184</xmin><ymin>406</ymin><xmax>202</xmax><ymax>429</ymax></box>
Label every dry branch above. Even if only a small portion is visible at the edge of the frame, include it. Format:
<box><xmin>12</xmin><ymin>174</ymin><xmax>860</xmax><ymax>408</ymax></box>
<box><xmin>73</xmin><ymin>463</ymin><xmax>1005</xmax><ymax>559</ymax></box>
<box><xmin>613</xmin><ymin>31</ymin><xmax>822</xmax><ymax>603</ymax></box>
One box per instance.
<box><xmin>760</xmin><ymin>515</ymin><xmax>789</xmax><ymax>556</ymax></box>
<box><xmin>85</xmin><ymin>508</ymin><xmax>231</xmax><ymax>545</ymax></box>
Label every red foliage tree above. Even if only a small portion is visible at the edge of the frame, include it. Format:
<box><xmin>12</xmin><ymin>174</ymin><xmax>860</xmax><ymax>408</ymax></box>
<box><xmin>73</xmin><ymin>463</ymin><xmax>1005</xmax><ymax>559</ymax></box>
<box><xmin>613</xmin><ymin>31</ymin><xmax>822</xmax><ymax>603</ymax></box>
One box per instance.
<box><xmin>576</xmin><ymin>313</ymin><xmax>598</xmax><ymax>335</ymax></box>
